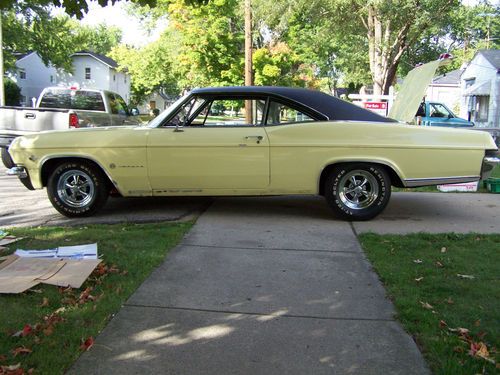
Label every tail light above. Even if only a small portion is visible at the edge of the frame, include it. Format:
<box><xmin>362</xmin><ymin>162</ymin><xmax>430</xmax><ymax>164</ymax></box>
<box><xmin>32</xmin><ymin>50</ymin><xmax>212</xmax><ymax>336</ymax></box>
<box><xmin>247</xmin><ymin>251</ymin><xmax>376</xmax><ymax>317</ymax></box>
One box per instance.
<box><xmin>69</xmin><ymin>113</ymin><xmax>79</xmax><ymax>128</ymax></box>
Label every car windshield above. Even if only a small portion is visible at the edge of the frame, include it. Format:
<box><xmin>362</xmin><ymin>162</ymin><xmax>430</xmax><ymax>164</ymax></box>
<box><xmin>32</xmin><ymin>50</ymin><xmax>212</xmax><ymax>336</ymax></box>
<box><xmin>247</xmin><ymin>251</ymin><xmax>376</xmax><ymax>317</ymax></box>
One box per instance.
<box><xmin>148</xmin><ymin>94</ymin><xmax>191</xmax><ymax>128</ymax></box>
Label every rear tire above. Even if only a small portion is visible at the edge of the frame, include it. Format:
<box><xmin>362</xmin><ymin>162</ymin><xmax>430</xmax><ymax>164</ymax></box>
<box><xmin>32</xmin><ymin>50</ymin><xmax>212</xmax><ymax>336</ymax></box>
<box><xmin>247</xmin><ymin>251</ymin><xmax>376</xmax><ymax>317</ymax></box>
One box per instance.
<box><xmin>47</xmin><ymin>161</ymin><xmax>109</xmax><ymax>217</ymax></box>
<box><xmin>324</xmin><ymin>163</ymin><xmax>391</xmax><ymax>221</ymax></box>
<box><xmin>1</xmin><ymin>148</ymin><xmax>14</xmax><ymax>169</ymax></box>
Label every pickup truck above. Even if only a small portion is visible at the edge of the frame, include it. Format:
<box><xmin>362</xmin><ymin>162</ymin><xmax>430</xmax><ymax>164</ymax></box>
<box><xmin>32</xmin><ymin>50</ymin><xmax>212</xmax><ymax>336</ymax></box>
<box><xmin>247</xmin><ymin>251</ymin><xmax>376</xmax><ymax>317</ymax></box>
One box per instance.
<box><xmin>416</xmin><ymin>101</ymin><xmax>474</xmax><ymax>128</ymax></box>
<box><xmin>0</xmin><ymin>87</ymin><xmax>141</xmax><ymax>167</ymax></box>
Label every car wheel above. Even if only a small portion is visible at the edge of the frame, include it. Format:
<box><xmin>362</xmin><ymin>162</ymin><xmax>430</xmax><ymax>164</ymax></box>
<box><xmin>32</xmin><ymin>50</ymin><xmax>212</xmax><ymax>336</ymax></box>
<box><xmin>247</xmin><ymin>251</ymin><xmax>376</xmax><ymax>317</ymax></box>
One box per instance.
<box><xmin>1</xmin><ymin>148</ymin><xmax>14</xmax><ymax>169</ymax></box>
<box><xmin>47</xmin><ymin>161</ymin><xmax>109</xmax><ymax>217</ymax></box>
<box><xmin>325</xmin><ymin>163</ymin><xmax>391</xmax><ymax>221</ymax></box>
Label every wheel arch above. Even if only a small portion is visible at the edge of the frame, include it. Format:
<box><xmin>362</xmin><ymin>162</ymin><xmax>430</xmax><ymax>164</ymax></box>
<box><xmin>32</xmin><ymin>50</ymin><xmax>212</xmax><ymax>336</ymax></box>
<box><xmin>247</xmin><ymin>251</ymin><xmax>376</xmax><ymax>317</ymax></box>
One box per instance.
<box><xmin>40</xmin><ymin>156</ymin><xmax>120</xmax><ymax>195</ymax></box>
<box><xmin>318</xmin><ymin>160</ymin><xmax>405</xmax><ymax>195</ymax></box>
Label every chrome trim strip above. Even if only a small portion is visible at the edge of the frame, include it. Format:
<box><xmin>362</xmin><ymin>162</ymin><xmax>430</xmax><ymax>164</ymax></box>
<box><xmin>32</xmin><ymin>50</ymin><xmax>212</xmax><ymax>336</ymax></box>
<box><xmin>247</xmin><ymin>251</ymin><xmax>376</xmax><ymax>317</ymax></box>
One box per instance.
<box><xmin>404</xmin><ymin>176</ymin><xmax>479</xmax><ymax>187</ymax></box>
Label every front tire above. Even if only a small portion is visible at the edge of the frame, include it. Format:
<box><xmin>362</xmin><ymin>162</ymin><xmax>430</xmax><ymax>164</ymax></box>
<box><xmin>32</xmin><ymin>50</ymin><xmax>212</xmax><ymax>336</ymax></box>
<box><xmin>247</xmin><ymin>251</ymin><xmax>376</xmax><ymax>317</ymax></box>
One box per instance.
<box><xmin>47</xmin><ymin>161</ymin><xmax>109</xmax><ymax>217</ymax></box>
<box><xmin>1</xmin><ymin>147</ymin><xmax>14</xmax><ymax>169</ymax></box>
<box><xmin>325</xmin><ymin>163</ymin><xmax>391</xmax><ymax>221</ymax></box>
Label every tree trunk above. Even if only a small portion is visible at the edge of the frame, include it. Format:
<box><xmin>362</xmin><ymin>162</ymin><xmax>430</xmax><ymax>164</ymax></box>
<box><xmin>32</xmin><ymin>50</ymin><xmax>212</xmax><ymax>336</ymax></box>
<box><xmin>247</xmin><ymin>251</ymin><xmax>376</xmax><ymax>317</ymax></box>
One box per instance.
<box><xmin>365</xmin><ymin>6</ymin><xmax>410</xmax><ymax>96</ymax></box>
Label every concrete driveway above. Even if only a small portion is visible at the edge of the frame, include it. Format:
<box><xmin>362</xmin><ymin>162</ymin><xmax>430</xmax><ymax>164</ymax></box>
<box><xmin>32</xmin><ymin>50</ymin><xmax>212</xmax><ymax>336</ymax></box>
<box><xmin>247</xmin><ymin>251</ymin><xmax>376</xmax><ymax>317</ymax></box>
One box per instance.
<box><xmin>69</xmin><ymin>196</ymin><xmax>430</xmax><ymax>375</ymax></box>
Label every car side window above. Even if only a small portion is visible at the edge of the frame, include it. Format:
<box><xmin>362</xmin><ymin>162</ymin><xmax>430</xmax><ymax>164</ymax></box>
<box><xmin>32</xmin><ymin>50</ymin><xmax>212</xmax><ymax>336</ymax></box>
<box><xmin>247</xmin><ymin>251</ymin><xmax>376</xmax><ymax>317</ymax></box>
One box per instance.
<box><xmin>165</xmin><ymin>97</ymin><xmax>206</xmax><ymax>127</ymax></box>
<box><xmin>429</xmin><ymin>103</ymin><xmax>451</xmax><ymax>118</ymax></box>
<box><xmin>266</xmin><ymin>101</ymin><xmax>315</xmax><ymax>125</ymax></box>
<box><xmin>190</xmin><ymin>98</ymin><xmax>266</xmax><ymax>127</ymax></box>
<box><xmin>108</xmin><ymin>93</ymin><xmax>128</xmax><ymax>115</ymax></box>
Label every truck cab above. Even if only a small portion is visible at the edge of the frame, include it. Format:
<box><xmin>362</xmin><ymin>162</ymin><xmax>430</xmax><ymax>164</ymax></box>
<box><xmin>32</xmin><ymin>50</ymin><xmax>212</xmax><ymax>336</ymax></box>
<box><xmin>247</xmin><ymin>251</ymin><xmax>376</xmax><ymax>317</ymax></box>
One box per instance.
<box><xmin>416</xmin><ymin>101</ymin><xmax>474</xmax><ymax>128</ymax></box>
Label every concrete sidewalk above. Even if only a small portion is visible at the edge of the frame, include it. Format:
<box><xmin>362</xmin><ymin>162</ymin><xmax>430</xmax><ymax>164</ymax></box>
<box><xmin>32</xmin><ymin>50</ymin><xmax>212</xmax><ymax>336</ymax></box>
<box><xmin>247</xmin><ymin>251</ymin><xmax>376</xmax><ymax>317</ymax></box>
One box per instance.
<box><xmin>69</xmin><ymin>197</ymin><xmax>429</xmax><ymax>375</ymax></box>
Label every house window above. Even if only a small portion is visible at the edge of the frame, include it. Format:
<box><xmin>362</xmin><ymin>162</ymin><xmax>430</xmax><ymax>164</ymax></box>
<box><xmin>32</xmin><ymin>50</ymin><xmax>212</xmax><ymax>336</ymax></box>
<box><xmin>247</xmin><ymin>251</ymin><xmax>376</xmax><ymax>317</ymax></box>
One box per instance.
<box><xmin>113</xmin><ymin>74</ymin><xmax>116</xmax><ymax>81</ymax></box>
<box><xmin>19</xmin><ymin>69</ymin><xmax>26</xmax><ymax>79</ymax></box>
<box><xmin>85</xmin><ymin>67</ymin><xmax>91</xmax><ymax>80</ymax></box>
<box><xmin>476</xmin><ymin>96</ymin><xmax>489</xmax><ymax>122</ymax></box>
<box><xmin>50</xmin><ymin>75</ymin><xmax>54</xmax><ymax>83</ymax></box>
<box><xmin>124</xmin><ymin>76</ymin><xmax>127</xmax><ymax>83</ymax></box>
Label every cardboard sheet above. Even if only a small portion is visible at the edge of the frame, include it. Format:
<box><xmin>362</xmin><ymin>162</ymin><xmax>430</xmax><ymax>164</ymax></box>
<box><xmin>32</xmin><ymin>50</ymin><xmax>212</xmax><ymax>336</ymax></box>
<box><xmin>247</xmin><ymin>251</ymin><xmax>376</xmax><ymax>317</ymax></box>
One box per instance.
<box><xmin>43</xmin><ymin>259</ymin><xmax>102</xmax><ymax>288</ymax></box>
<box><xmin>0</xmin><ymin>256</ymin><xmax>65</xmax><ymax>294</ymax></box>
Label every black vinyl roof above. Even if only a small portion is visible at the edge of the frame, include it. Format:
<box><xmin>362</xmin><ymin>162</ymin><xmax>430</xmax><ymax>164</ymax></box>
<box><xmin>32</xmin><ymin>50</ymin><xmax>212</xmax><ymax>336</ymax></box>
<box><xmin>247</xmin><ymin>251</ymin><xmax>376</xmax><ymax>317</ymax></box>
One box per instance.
<box><xmin>191</xmin><ymin>86</ymin><xmax>396</xmax><ymax>123</ymax></box>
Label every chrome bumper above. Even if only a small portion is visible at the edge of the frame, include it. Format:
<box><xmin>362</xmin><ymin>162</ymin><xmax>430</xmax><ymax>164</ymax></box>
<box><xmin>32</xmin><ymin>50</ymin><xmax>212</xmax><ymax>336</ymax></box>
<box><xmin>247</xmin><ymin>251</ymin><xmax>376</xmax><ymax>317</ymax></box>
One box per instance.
<box><xmin>481</xmin><ymin>155</ymin><xmax>500</xmax><ymax>180</ymax></box>
<box><xmin>6</xmin><ymin>166</ymin><xmax>28</xmax><ymax>179</ymax></box>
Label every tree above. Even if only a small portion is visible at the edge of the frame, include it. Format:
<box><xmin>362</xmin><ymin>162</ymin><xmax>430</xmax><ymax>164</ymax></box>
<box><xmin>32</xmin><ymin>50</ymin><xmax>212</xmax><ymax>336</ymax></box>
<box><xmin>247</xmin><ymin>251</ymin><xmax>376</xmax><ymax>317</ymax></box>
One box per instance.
<box><xmin>255</xmin><ymin>0</ymin><xmax>461</xmax><ymax>95</ymax></box>
<box><xmin>110</xmin><ymin>31</ymin><xmax>180</xmax><ymax>105</ymax></box>
<box><xmin>4</xmin><ymin>77</ymin><xmax>21</xmax><ymax>106</ymax></box>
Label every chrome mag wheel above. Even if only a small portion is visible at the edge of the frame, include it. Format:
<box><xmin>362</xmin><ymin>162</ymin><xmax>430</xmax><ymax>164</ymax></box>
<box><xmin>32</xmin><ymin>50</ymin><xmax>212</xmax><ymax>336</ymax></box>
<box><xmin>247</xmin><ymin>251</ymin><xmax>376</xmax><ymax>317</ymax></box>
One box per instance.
<box><xmin>56</xmin><ymin>169</ymin><xmax>96</xmax><ymax>208</ymax></box>
<box><xmin>338</xmin><ymin>170</ymin><xmax>379</xmax><ymax>210</ymax></box>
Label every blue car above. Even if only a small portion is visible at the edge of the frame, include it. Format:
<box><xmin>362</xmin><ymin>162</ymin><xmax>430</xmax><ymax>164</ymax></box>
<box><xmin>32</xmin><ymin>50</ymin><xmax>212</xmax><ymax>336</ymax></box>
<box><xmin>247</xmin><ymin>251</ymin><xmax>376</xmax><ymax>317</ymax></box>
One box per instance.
<box><xmin>416</xmin><ymin>101</ymin><xmax>474</xmax><ymax>128</ymax></box>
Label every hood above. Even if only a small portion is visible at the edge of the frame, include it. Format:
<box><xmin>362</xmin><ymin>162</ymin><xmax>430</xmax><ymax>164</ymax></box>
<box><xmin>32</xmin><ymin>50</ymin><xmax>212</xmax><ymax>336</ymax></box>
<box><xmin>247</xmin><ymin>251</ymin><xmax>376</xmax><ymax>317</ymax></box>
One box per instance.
<box><xmin>388</xmin><ymin>57</ymin><xmax>452</xmax><ymax>123</ymax></box>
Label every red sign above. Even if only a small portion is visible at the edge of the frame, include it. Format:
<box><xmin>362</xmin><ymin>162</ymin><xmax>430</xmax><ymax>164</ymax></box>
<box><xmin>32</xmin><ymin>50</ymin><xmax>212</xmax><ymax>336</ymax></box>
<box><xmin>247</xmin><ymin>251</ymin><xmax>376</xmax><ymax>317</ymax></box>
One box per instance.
<box><xmin>362</xmin><ymin>101</ymin><xmax>388</xmax><ymax>116</ymax></box>
<box><xmin>363</xmin><ymin>102</ymin><xmax>387</xmax><ymax>110</ymax></box>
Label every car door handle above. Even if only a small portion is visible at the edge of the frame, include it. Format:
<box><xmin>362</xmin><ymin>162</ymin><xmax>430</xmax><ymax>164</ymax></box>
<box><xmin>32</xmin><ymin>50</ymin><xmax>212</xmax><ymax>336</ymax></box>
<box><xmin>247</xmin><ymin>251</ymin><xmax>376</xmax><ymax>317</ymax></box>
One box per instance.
<box><xmin>245</xmin><ymin>135</ymin><xmax>263</xmax><ymax>144</ymax></box>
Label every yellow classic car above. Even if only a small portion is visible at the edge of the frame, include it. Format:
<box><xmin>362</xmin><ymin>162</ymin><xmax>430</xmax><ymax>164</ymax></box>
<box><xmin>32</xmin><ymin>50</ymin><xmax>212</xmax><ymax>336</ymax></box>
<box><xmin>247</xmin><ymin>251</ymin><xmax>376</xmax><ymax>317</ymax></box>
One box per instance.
<box><xmin>6</xmin><ymin>59</ymin><xmax>500</xmax><ymax>220</ymax></box>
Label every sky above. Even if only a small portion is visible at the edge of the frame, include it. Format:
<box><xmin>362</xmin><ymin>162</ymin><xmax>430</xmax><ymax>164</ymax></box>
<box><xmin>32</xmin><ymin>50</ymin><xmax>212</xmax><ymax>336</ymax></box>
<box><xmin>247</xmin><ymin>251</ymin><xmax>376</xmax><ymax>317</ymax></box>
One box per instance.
<box><xmin>55</xmin><ymin>1</ymin><xmax>167</xmax><ymax>47</ymax></box>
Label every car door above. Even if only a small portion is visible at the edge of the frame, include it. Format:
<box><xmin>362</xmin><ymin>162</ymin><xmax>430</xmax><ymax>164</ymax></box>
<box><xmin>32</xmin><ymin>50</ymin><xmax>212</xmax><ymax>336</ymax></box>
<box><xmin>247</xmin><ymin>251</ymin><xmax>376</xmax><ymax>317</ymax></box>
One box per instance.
<box><xmin>147</xmin><ymin>95</ymin><xmax>270</xmax><ymax>193</ymax></box>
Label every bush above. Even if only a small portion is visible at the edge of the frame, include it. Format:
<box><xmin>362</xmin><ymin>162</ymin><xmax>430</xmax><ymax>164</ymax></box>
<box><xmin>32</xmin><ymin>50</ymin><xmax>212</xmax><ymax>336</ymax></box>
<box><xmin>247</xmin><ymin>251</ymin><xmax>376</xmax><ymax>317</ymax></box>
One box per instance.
<box><xmin>5</xmin><ymin>78</ymin><xmax>22</xmax><ymax>106</ymax></box>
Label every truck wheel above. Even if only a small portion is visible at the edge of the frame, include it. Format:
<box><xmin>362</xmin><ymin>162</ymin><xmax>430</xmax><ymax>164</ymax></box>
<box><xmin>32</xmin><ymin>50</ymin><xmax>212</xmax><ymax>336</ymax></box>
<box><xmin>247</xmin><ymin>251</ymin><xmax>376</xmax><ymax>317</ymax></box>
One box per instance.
<box><xmin>47</xmin><ymin>161</ymin><xmax>108</xmax><ymax>217</ymax></box>
<box><xmin>1</xmin><ymin>148</ymin><xmax>14</xmax><ymax>169</ymax></box>
<box><xmin>324</xmin><ymin>163</ymin><xmax>391</xmax><ymax>221</ymax></box>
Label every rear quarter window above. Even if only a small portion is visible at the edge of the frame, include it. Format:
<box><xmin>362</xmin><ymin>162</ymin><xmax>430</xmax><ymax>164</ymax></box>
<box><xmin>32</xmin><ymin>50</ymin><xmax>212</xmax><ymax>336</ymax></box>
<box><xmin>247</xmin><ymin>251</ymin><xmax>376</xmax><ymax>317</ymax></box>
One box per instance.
<box><xmin>39</xmin><ymin>89</ymin><xmax>106</xmax><ymax>111</ymax></box>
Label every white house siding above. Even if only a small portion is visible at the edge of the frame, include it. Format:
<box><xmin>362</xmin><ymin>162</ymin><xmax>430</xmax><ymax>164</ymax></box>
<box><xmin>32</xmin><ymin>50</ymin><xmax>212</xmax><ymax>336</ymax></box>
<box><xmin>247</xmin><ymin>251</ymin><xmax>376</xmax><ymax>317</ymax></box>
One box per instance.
<box><xmin>425</xmin><ymin>84</ymin><xmax>462</xmax><ymax>115</ymax></box>
<box><xmin>137</xmin><ymin>92</ymin><xmax>175</xmax><ymax>115</ymax></box>
<box><xmin>58</xmin><ymin>55</ymin><xmax>132</xmax><ymax>104</ymax></box>
<box><xmin>460</xmin><ymin>52</ymin><xmax>499</xmax><ymax>128</ymax></box>
<box><xmin>11</xmin><ymin>53</ymin><xmax>58</xmax><ymax>106</ymax></box>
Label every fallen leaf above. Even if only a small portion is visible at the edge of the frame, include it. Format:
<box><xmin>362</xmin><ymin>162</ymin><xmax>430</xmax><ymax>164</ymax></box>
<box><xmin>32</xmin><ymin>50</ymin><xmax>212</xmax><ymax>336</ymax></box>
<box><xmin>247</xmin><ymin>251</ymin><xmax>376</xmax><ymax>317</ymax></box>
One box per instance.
<box><xmin>439</xmin><ymin>320</ymin><xmax>448</xmax><ymax>328</ymax></box>
<box><xmin>435</xmin><ymin>261</ymin><xmax>444</xmax><ymax>268</ymax></box>
<box><xmin>477</xmin><ymin>331</ymin><xmax>487</xmax><ymax>340</ymax></box>
<box><xmin>28</xmin><ymin>369</ymin><xmax>35</xmax><ymax>375</ymax></box>
<box><xmin>420</xmin><ymin>301</ymin><xmax>433</xmax><ymax>310</ymax></box>
<box><xmin>449</xmin><ymin>327</ymin><xmax>470</xmax><ymax>335</ymax></box>
<box><xmin>11</xmin><ymin>347</ymin><xmax>32</xmax><ymax>357</ymax></box>
<box><xmin>413</xmin><ymin>259</ymin><xmax>423</xmax><ymax>264</ymax></box>
<box><xmin>42</xmin><ymin>325</ymin><xmax>53</xmax><ymax>336</ymax></box>
<box><xmin>79</xmin><ymin>337</ymin><xmax>94</xmax><ymax>352</ymax></box>
<box><xmin>474</xmin><ymin>320</ymin><xmax>481</xmax><ymax>327</ymax></box>
<box><xmin>1</xmin><ymin>363</ymin><xmax>21</xmax><ymax>371</ymax></box>
<box><xmin>446</xmin><ymin>297</ymin><xmax>454</xmax><ymax>304</ymax></box>
<box><xmin>415</xmin><ymin>277</ymin><xmax>424</xmax><ymax>282</ymax></box>
<box><xmin>440</xmin><ymin>247</ymin><xmax>447</xmax><ymax>253</ymax></box>
<box><xmin>0</xmin><ymin>355</ymin><xmax>7</xmax><ymax>362</ymax></box>
<box><xmin>121</xmin><ymin>270</ymin><xmax>128</xmax><ymax>276</ymax></box>
<box><xmin>21</xmin><ymin>325</ymin><xmax>32</xmax><ymax>337</ymax></box>
<box><xmin>39</xmin><ymin>297</ymin><xmax>49</xmax><ymax>307</ymax></box>
<box><xmin>453</xmin><ymin>346</ymin><xmax>465</xmax><ymax>354</ymax></box>
<box><xmin>469</xmin><ymin>342</ymin><xmax>494</xmax><ymax>363</ymax></box>
<box><xmin>457</xmin><ymin>274</ymin><xmax>475</xmax><ymax>279</ymax></box>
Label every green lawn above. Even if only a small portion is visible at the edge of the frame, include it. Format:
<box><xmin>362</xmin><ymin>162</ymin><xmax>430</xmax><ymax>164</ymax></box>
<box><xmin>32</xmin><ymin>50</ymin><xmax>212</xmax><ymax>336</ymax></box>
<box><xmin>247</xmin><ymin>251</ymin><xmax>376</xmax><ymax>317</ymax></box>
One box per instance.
<box><xmin>359</xmin><ymin>233</ymin><xmax>500</xmax><ymax>374</ymax></box>
<box><xmin>0</xmin><ymin>222</ymin><xmax>192</xmax><ymax>374</ymax></box>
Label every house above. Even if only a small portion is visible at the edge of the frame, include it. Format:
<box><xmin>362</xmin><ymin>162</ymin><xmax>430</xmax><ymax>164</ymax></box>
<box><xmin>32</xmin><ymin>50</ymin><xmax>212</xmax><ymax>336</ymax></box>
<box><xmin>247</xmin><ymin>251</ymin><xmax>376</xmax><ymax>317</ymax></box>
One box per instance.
<box><xmin>425</xmin><ymin>69</ymin><xmax>463</xmax><ymax>115</ymax></box>
<box><xmin>59</xmin><ymin>51</ymin><xmax>131</xmax><ymax>104</ymax></box>
<box><xmin>137</xmin><ymin>91</ymin><xmax>176</xmax><ymax>115</ymax></box>
<box><xmin>10</xmin><ymin>52</ymin><xmax>59</xmax><ymax>106</ymax></box>
<box><xmin>12</xmin><ymin>50</ymin><xmax>132</xmax><ymax>106</ymax></box>
<box><xmin>460</xmin><ymin>49</ymin><xmax>500</xmax><ymax>128</ymax></box>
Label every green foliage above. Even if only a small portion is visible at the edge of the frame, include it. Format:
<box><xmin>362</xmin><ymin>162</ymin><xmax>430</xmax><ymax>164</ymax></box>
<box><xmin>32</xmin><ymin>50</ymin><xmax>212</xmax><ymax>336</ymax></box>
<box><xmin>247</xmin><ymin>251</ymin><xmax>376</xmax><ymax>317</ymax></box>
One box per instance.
<box><xmin>4</xmin><ymin>77</ymin><xmax>21</xmax><ymax>106</ymax></box>
<box><xmin>110</xmin><ymin>30</ymin><xmax>180</xmax><ymax>105</ymax></box>
<box><xmin>2</xmin><ymin>6</ymin><xmax>122</xmax><ymax>73</ymax></box>
<box><xmin>166</xmin><ymin>0</ymin><xmax>245</xmax><ymax>88</ymax></box>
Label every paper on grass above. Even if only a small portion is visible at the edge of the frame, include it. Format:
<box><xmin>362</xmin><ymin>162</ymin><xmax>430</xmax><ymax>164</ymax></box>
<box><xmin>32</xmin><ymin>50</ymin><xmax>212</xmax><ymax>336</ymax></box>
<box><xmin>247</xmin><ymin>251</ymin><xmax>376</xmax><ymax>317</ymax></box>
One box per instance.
<box><xmin>15</xmin><ymin>249</ymin><xmax>57</xmax><ymax>258</ymax></box>
<box><xmin>57</xmin><ymin>243</ymin><xmax>98</xmax><ymax>259</ymax></box>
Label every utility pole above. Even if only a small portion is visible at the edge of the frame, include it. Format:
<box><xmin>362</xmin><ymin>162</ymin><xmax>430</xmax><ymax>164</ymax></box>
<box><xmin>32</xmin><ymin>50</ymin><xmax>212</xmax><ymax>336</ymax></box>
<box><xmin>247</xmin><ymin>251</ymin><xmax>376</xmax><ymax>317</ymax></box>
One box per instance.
<box><xmin>244</xmin><ymin>0</ymin><xmax>253</xmax><ymax>123</ymax></box>
<box><xmin>0</xmin><ymin>12</ymin><xmax>5</xmax><ymax>106</ymax></box>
